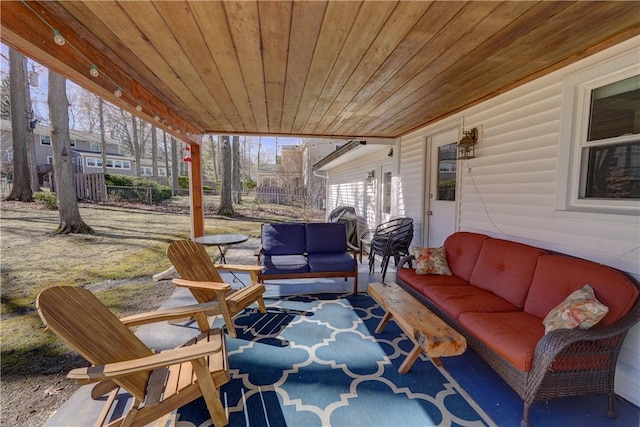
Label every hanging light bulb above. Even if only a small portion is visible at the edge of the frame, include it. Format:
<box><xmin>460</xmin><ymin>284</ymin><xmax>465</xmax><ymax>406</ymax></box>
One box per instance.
<box><xmin>135</xmin><ymin>102</ymin><xmax>143</xmax><ymax>112</ymax></box>
<box><xmin>89</xmin><ymin>64</ymin><xmax>99</xmax><ymax>77</ymax></box>
<box><xmin>114</xmin><ymin>87</ymin><xmax>122</xmax><ymax>98</ymax></box>
<box><xmin>153</xmin><ymin>114</ymin><xmax>160</xmax><ymax>121</ymax></box>
<box><xmin>167</xmin><ymin>124</ymin><xmax>173</xmax><ymax>130</ymax></box>
<box><xmin>53</xmin><ymin>30</ymin><xmax>65</xmax><ymax>46</ymax></box>
<box><xmin>176</xmin><ymin>129</ymin><xmax>181</xmax><ymax>134</ymax></box>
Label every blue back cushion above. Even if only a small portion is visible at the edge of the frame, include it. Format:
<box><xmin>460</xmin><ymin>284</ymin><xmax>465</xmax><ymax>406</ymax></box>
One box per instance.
<box><xmin>306</xmin><ymin>222</ymin><xmax>346</xmax><ymax>253</ymax></box>
<box><xmin>261</xmin><ymin>223</ymin><xmax>306</xmax><ymax>255</ymax></box>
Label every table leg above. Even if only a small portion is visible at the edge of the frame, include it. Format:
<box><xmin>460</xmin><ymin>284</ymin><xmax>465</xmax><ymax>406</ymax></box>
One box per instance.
<box><xmin>399</xmin><ymin>344</ymin><xmax>422</xmax><ymax>374</ymax></box>
<box><xmin>375</xmin><ymin>311</ymin><xmax>393</xmax><ymax>334</ymax></box>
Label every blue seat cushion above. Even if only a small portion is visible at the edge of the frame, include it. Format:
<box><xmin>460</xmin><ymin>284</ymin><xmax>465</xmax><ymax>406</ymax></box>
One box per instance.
<box><xmin>263</xmin><ymin>254</ymin><xmax>309</xmax><ymax>275</ymax></box>
<box><xmin>306</xmin><ymin>223</ymin><xmax>347</xmax><ymax>253</ymax></box>
<box><xmin>307</xmin><ymin>253</ymin><xmax>355</xmax><ymax>273</ymax></box>
<box><xmin>262</xmin><ymin>223</ymin><xmax>306</xmax><ymax>255</ymax></box>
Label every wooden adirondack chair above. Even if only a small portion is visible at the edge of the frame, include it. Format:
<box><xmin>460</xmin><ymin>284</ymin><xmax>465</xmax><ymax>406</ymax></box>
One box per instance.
<box><xmin>36</xmin><ymin>286</ymin><xmax>230</xmax><ymax>427</ymax></box>
<box><xmin>167</xmin><ymin>239</ymin><xmax>267</xmax><ymax>338</ymax></box>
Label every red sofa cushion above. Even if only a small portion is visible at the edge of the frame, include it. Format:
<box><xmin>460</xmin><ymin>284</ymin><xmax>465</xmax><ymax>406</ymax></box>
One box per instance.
<box><xmin>422</xmin><ymin>285</ymin><xmax>519</xmax><ymax>320</ymax></box>
<box><xmin>459</xmin><ymin>311</ymin><xmax>545</xmax><ymax>372</ymax></box>
<box><xmin>469</xmin><ymin>238</ymin><xmax>546</xmax><ymax>308</ymax></box>
<box><xmin>524</xmin><ymin>255</ymin><xmax>639</xmax><ymax>327</ymax></box>
<box><xmin>443</xmin><ymin>232</ymin><xmax>490</xmax><ymax>282</ymax></box>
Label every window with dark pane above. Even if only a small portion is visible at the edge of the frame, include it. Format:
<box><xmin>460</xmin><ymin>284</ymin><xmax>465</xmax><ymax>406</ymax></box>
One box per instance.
<box><xmin>437</xmin><ymin>143</ymin><xmax>456</xmax><ymax>201</ymax></box>
<box><xmin>583</xmin><ymin>75</ymin><xmax>639</xmax><ymax>199</ymax></box>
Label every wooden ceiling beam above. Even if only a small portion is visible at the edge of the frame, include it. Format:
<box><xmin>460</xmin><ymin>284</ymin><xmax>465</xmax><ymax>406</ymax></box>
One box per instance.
<box><xmin>0</xmin><ymin>0</ymin><xmax>202</xmax><ymax>144</ymax></box>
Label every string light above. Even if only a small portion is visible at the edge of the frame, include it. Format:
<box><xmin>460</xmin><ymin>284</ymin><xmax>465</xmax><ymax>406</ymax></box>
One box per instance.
<box><xmin>52</xmin><ymin>29</ymin><xmax>65</xmax><ymax>46</ymax></box>
<box><xmin>23</xmin><ymin>0</ymin><xmax>197</xmax><ymax>136</ymax></box>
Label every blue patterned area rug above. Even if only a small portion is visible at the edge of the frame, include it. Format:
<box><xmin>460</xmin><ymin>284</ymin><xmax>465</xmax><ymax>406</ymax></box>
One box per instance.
<box><xmin>176</xmin><ymin>293</ymin><xmax>495</xmax><ymax>427</ymax></box>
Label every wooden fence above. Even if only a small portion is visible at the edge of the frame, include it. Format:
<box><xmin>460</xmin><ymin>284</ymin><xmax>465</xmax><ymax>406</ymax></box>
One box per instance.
<box><xmin>75</xmin><ymin>173</ymin><xmax>107</xmax><ymax>202</ymax></box>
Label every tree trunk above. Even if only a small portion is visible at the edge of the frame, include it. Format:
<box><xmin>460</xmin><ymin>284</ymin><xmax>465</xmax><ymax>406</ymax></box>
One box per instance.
<box><xmin>210</xmin><ymin>135</ymin><xmax>219</xmax><ymax>183</ymax></box>
<box><xmin>48</xmin><ymin>71</ymin><xmax>92</xmax><ymax>234</ymax></box>
<box><xmin>7</xmin><ymin>48</ymin><xmax>33</xmax><ymax>201</ymax></box>
<box><xmin>218</xmin><ymin>135</ymin><xmax>234</xmax><ymax>215</ymax></box>
<box><xmin>22</xmin><ymin>57</ymin><xmax>39</xmax><ymax>193</ymax></box>
<box><xmin>131</xmin><ymin>114</ymin><xmax>141</xmax><ymax>176</ymax></box>
<box><xmin>170</xmin><ymin>136</ymin><xmax>179</xmax><ymax>194</ymax></box>
<box><xmin>232</xmin><ymin>135</ymin><xmax>241</xmax><ymax>204</ymax></box>
<box><xmin>163</xmin><ymin>131</ymin><xmax>170</xmax><ymax>185</ymax></box>
<box><xmin>99</xmin><ymin>97</ymin><xmax>107</xmax><ymax>173</ymax></box>
<box><xmin>151</xmin><ymin>125</ymin><xmax>157</xmax><ymax>178</ymax></box>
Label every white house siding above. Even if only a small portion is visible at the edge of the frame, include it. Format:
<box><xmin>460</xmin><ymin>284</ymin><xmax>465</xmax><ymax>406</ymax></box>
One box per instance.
<box><xmin>325</xmin><ymin>148</ymin><xmax>393</xmax><ymax>230</ymax></box>
<box><xmin>397</xmin><ymin>133</ymin><xmax>426</xmax><ymax>246</ymax></box>
<box><xmin>397</xmin><ymin>38</ymin><xmax>640</xmax><ymax>405</ymax></box>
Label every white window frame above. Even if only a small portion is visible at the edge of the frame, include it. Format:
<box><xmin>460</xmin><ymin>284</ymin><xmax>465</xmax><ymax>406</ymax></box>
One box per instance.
<box><xmin>141</xmin><ymin>166</ymin><xmax>152</xmax><ymax>176</ymax></box>
<box><xmin>86</xmin><ymin>157</ymin><xmax>102</xmax><ymax>167</ymax></box>
<box><xmin>91</xmin><ymin>142</ymin><xmax>100</xmax><ymax>152</ymax></box>
<box><xmin>40</xmin><ymin>135</ymin><xmax>50</xmax><ymax>145</ymax></box>
<box><xmin>557</xmin><ymin>49</ymin><xmax>640</xmax><ymax>215</ymax></box>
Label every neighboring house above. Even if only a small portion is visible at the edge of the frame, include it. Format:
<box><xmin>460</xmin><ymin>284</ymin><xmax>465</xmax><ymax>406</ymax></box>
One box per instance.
<box><xmin>256</xmin><ymin>140</ymin><xmax>342</xmax><ymax>207</ymax></box>
<box><xmin>256</xmin><ymin>145</ymin><xmax>303</xmax><ymax>188</ymax></box>
<box><xmin>314</xmin><ymin>37</ymin><xmax>640</xmax><ymax>405</ymax></box>
<box><xmin>0</xmin><ymin>120</ymin><xmax>171</xmax><ymax>181</ymax></box>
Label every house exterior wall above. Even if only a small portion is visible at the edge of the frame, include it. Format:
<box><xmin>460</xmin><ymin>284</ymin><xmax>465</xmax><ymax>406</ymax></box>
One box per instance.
<box><xmin>397</xmin><ymin>37</ymin><xmax>639</xmax><ymax>405</ymax></box>
<box><xmin>325</xmin><ymin>147</ymin><xmax>396</xmax><ymax>231</ymax></box>
<box><xmin>322</xmin><ymin>37</ymin><xmax>639</xmax><ymax>405</ymax></box>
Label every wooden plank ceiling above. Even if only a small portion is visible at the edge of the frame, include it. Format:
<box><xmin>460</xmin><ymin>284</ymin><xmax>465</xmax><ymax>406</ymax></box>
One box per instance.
<box><xmin>2</xmin><ymin>1</ymin><xmax>639</xmax><ymax>142</ymax></box>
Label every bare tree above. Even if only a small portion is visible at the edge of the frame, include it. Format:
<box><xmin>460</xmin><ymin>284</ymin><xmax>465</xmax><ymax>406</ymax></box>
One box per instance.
<box><xmin>48</xmin><ymin>71</ymin><xmax>92</xmax><ymax>234</ymax></box>
<box><xmin>151</xmin><ymin>125</ymin><xmax>157</xmax><ymax>178</ymax></box>
<box><xmin>170</xmin><ymin>136</ymin><xmax>179</xmax><ymax>194</ymax></box>
<box><xmin>99</xmin><ymin>97</ymin><xmax>107</xmax><ymax>173</ymax></box>
<box><xmin>6</xmin><ymin>48</ymin><xmax>32</xmax><ymax>201</ymax></box>
<box><xmin>131</xmin><ymin>114</ymin><xmax>141</xmax><ymax>176</ymax></box>
<box><xmin>163</xmin><ymin>131</ymin><xmax>170</xmax><ymax>185</ymax></box>
<box><xmin>218</xmin><ymin>135</ymin><xmax>233</xmax><ymax>215</ymax></box>
<box><xmin>232</xmin><ymin>135</ymin><xmax>241</xmax><ymax>204</ymax></box>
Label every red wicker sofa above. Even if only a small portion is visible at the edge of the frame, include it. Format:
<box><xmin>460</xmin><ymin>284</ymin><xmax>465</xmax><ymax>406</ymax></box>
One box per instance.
<box><xmin>395</xmin><ymin>231</ymin><xmax>640</xmax><ymax>427</ymax></box>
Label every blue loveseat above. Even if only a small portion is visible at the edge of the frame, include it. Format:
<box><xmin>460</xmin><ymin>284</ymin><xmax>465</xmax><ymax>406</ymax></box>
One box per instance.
<box><xmin>256</xmin><ymin>222</ymin><xmax>359</xmax><ymax>294</ymax></box>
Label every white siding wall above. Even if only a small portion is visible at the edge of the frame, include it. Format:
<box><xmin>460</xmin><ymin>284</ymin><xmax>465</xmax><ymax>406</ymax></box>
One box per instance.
<box><xmin>326</xmin><ymin>148</ymin><xmax>392</xmax><ymax>229</ymax></box>
<box><xmin>398</xmin><ymin>38</ymin><xmax>640</xmax><ymax>405</ymax></box>
<box><xmin>397</xmin><ymin>133</ymin><xmax>426</xmax><ymax>246</ymax></box>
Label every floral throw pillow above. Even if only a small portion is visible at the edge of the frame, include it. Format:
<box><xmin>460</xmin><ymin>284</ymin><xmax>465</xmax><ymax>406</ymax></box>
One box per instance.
<box><xmin>413</xmin><ymin>246</ymin><xmax>452</xmax><ymax>275</ymax></box>
<box><xmin>542</xmin><ymin>284</ymin><xmax>609</xmax><ymax>334</ymax></box>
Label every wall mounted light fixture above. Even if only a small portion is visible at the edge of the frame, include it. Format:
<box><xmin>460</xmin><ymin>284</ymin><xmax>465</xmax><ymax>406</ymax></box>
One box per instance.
<box><xmin>366</xmin><ymin>170</ymin><xmax>375</xmax><ymax>184</ymax></box>
<box><xmin>457</xmin><ymin>127</ymin><xmax>479</xmax><ymax>160</ymax></box>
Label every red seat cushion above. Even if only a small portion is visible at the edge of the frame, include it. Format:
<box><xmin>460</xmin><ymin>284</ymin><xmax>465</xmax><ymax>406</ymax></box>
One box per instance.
<box><xmin>469</xmin><ymin>238</ymin><xmax>547</xmax><ymax>308</ymax></box>
<box><xmin>422</xmin><ymin>285</ymin><xmax>519</xmax><ymax>320</ymax></box>
<box><xmin>524</xmin><ymin>255</ymin><xmax>639</xmax><ymax>327</ymax></box>
<box><xmin>459</xmin><ymin>311</ymin><xmax>545</xmax><ymax>372</ymax></box>
<box><xmin>397</xmin><ymin>268</ymin><xmax>468</xmax><ymax>296</ymax></box>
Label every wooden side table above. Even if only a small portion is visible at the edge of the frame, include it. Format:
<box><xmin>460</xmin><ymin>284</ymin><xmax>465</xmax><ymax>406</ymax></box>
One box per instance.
<box><xmin>368</xmin><ymin>282</ymin><xmax>466</xmax><ymax>373</ymax></box>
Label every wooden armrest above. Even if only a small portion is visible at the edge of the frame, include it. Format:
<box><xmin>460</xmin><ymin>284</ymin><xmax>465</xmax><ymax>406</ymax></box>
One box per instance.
<box><xmin>346</xmin><ymin>242</ymin><xmax>360</xmax><ymax>252</ymax></box>
<box><xmin>172</xmin><ymin>278</ymin><xmax>231</xmax><ymax>292</ymax></box>
<box><xmin>68</xmin><ymin>338</ymin><xmax>223</xmax><ymax>381</ymax></box>
<box><xmin>213</xmin><ymin>264</ymin><xmax>264</xmax><ymax>273</ymax></box>
<box><xmin>254</xmin><ymin>244</ymin><xmax>263</xmax><ymax>257</ymax></box>
<box><xmin>120</xmin><ymin>300</ymin><xmax>219</xmax><ymax>327</ymax></box>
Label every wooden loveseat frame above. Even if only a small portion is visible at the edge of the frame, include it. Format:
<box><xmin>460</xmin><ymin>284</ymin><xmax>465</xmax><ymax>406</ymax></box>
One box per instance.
<box><xmin>255</xmin><ymin>222</ymin><xmax>359</xmax><ymax>294</ymax></box>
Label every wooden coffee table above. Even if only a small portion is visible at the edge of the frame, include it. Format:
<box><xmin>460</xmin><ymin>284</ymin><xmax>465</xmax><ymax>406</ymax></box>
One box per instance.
<box><xmin>368</xmin><ymin>282</ymin><xmax>466</xmax><ymax>373</ymax></box>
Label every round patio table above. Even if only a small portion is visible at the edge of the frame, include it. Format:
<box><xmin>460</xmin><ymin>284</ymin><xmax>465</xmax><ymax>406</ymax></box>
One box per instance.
<box><xmin>193</xmin><ymin>233</ymin><xmax>249</xmax><ymax>264</ymax></box>
<box><xmin>152</xmin><ymin>233</ymin><xmax>249</xmax><ymax>281</ymax></box>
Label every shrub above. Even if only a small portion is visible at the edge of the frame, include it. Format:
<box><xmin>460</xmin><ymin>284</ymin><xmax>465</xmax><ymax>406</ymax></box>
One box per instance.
<box><xmin>178</xmin><ymin>176</ymin><xmax>189</xmax><ymax>189</ymax></box>
<box><xmin>104</xmin><ymin>174</ymin><xmax>172</xmax><ymax>203</ymax></box>
<box><xmin>34</xmin><ymin>191</ymin><xmax>57</xmax><ymax>210</ymax></box>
